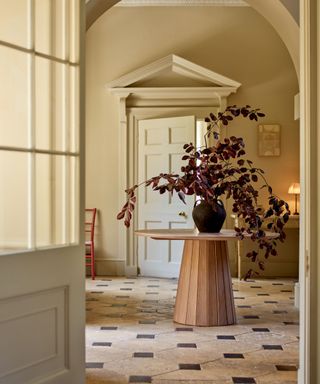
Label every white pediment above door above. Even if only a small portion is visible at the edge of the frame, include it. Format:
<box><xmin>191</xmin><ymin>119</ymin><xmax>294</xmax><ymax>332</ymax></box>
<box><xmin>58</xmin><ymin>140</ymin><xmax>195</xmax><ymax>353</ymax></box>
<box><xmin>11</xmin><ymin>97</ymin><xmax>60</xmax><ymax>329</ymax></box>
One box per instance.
<box><xmin>105</xmin><ymin>54</ymin><xmax>241</xmax><ymax>105</ymax></box>
<box><xmin>106</xmin><ymin>54</ymin><xmax>241</xmax><ymax>88</ymax></box>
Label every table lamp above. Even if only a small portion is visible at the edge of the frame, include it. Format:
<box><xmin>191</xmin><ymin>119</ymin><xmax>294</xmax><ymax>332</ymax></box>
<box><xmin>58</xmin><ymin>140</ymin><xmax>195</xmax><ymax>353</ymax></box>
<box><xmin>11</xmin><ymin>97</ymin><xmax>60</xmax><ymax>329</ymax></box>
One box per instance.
<box><xmin>288</xmin><ymin>182</ymin><xmax>300</xmax><ymax>215</ymax></box>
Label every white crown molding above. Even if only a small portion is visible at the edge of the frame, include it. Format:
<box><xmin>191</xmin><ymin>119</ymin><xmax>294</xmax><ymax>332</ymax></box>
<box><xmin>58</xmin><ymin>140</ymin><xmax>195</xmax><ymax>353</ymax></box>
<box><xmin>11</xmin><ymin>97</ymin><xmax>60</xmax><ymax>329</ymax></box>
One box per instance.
<box><xmin>109</xmin><ymin>87</ymin><xmax>238</xmax><ymax>100</ymax></box>
<box><xmin>115</xmin><ymin>0</ymin><xmax>249</xmax><ymax>6</ymax></box>
<box><xmin>105</xmin><ymin>54</ymin><xmax>241</xmax><ymax>89</ymax></box>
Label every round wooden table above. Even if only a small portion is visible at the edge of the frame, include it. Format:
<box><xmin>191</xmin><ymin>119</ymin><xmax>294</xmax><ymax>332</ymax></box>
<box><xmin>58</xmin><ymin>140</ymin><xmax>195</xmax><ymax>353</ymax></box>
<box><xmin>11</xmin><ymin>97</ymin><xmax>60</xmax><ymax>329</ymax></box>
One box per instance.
<box><xmin>135</xmin><ymin>229</ymin><xmax>278</xmax><ymax>327</ymax></box>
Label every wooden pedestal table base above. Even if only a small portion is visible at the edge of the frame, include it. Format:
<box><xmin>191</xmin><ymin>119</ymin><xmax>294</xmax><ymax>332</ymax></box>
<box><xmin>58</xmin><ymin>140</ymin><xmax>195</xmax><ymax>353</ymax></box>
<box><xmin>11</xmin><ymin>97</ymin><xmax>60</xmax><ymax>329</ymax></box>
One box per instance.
<box><xmin>135</xmin><ymin>229</ymin><xmax>278</xmax><ymax>327</ymax></box>
<box><xmin>174</xmin><ymin>239</ymin><xmax>236</xmax><ymax>326</ymax></box>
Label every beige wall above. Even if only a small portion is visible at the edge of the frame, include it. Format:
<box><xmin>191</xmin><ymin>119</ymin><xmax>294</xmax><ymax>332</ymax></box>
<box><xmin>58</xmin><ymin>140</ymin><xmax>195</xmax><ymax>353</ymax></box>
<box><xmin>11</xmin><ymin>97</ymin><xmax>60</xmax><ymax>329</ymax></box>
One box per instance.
<box><xmin>86</xmin><ymin>6</ymin><xmax>299</xmax><ymax>275</ymax></box>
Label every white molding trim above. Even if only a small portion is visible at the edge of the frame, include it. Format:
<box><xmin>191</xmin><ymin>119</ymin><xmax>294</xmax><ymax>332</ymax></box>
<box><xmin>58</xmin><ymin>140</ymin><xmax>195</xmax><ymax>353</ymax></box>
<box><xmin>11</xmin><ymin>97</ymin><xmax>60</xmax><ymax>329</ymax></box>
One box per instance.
<box><xmin>127</xmin><ymin>106</ymin><xmax>220</xmax><ymax>276</ymax></box>
<box><xmin>107</xmin><ymin>56</ymin><xmax>240</xmax><ymax>277</ymax></box>
<box><xmin>115</xmin><ymin>0</ymin><xmax>249</xmax><ymax>6</ymax></box>
<box><xmin>109</xmin><ymin>87</ymin><xmax>238</xmax><ymax>100</ymax></box>
<box><xmin>105</xmin><ymin>54</ymin><xmax>241</xmax><ymax>88</ymax></box>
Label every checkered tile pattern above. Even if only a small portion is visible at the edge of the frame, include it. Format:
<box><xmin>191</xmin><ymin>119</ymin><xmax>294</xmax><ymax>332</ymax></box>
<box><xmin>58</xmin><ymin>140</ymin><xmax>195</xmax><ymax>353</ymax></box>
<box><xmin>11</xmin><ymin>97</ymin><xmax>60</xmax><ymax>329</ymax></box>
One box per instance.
<box><xmin>86</xmin><ymin>277</ymin><xmax>299</xmax><ymax>383</ymax></box>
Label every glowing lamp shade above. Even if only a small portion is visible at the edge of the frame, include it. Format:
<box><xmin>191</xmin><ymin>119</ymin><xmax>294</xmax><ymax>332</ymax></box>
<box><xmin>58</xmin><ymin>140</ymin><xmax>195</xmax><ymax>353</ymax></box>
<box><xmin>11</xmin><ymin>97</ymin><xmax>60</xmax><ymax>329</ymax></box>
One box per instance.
<box><xmin>288</xmin><ymin>182</ymin><xmax>300</xmax><ymax>215</ymax></box>
<box><xmin>288</xmin><ymin>182</ymin><xmax>300</xmax><ymax>195</ymax></box>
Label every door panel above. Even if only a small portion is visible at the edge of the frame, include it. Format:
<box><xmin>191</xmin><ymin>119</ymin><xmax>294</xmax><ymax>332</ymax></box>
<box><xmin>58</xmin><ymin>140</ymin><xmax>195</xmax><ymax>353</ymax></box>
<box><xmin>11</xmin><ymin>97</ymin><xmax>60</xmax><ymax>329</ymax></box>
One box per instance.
<box><xmin>0</xmin><ymin>1</ymin><xmax>85</xmax><ymax>383</ymax></box>
<box><xmin>138</xmin><ymin>116</ymin><xmax>195</xmax><ymax>278</ymax></box>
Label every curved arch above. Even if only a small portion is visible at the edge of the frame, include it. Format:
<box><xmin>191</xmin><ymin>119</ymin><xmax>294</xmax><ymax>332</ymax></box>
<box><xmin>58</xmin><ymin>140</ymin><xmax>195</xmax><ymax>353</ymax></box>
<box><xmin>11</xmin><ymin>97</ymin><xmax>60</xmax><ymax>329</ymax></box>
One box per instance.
<box><xmin>245</xmin><ymin>0</ymin><xmax>299</xmax><ymax>79</ymax></box>
<box><xmin>85</xmin><ymin>0</ymin><xmax>299</xmax><ymax>78</ymax></box>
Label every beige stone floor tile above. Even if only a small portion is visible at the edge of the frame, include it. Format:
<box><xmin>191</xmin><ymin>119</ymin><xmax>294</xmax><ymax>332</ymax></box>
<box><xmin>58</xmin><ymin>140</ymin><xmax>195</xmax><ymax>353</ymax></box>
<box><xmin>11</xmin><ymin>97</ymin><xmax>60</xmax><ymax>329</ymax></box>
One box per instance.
<box><xmin>192</xmin><ymin>324</ymin><xmax>251</xmax><ymax>337</ymax></box>
<box><xmin>114</xmin><ymin>338</ymin><xmax>176</xmax><ymax>353</ymax></box>
<box><xmin>236</xmin><ymin>332</ymin><xmax>297</xmax><ymax>345</ymax></box>
<box><xmin>255</xmin><ymin>371</ymin><xmax>297</xmax><ymax>383</ymax></box>
<box><xmin>244</xmin><ymin>349</ymin><xmax>298</xmax><ymax>364</ymax></box>
<box><xmin>86</xmin><ymin>345</ymin><xmax>132</xmax><ymax>363</ymax></box>
<box><xmin>156</xmin><ymin>346</ymin><xmax>222</xmax><ymax>364</ymax></box>
<box><xmin>101</xmin><ymin>357</ymin><xmax>178</xmax><ymax>376</ymax></box>
<box><xmin>86</xmin><ymin>369</ymin><xmax>128</xmax><ymax>384</ymax></box>
<box><xmin>152</xmin><ymin>378</ymin><xmax>230</xmax><ymax>384</ymax></box>
<box><xmin>156</xmin><ymin>330</ymin><xmax>214</xmax><ymax>344</ymax></box>
<box><xmin>196</xmin><ymin>339</ymin><xmax>262</xmax><ymax>354</ymax></box>
<box><xmin>86</xmin><ymin>329</ymin><xmax>139</xmax><ymax>343</ymax></box>
<box><xmin>151</xmin><ymin>367</ymin><xmax>222</xmax><ymax>381</ymax></box>
<box><xmin>202</xmin><ymin>359</ymin><xmax>276</xmax><ymax>380</ymax></box>
<box><xmin>118</xmin><ymin>324</ymin><xmax>177</xmax><ymax>335</ymax></box>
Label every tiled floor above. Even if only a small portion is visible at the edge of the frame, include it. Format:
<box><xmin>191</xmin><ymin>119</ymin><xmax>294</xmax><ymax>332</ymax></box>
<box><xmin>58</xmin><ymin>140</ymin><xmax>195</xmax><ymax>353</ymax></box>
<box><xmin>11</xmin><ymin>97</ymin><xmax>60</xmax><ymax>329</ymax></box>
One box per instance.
<box><xmin>86</xmin><ymin>277</ymin><xmax>299</xmax><ymax>384</ymax></box>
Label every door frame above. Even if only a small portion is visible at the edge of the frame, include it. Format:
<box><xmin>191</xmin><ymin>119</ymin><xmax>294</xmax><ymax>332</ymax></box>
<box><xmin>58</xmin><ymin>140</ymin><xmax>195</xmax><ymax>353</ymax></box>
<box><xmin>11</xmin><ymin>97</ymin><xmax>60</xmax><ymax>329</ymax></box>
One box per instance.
<box><xmin>86</xmin><ymin>0</ymin><xmax>318</xmax><ymax>381</ymax></box>
<box><xmin>126</xmin><ymin>106</ymin><xmax>220</xmax><ymax>276</ymax></box>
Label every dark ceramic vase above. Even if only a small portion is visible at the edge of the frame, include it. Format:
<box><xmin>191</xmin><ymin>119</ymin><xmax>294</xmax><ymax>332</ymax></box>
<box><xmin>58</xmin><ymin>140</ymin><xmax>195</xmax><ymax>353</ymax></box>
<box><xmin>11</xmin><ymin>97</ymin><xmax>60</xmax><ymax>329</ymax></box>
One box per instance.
<box><xmin>192</xmin><ymin>200</ymin><xmax>226</xmax><ymax>233</ymax></box>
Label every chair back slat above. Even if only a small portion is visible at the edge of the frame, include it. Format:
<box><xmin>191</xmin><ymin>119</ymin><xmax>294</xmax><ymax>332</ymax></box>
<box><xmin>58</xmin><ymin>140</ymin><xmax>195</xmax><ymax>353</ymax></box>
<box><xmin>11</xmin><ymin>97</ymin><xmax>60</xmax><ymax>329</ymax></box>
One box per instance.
<box><xmin>85</xmin><ymin>208</ymin><xmax>97</xmax><ymax>243</ymax></box>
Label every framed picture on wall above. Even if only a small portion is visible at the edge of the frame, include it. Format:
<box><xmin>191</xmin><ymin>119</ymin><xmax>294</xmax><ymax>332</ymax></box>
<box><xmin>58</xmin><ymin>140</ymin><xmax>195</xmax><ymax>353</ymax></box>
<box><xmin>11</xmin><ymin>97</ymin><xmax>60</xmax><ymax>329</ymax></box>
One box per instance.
<box><xmin>258</xmin><ymin>124</ymin><xmax>281</xmax><ymax>156</ymax></box>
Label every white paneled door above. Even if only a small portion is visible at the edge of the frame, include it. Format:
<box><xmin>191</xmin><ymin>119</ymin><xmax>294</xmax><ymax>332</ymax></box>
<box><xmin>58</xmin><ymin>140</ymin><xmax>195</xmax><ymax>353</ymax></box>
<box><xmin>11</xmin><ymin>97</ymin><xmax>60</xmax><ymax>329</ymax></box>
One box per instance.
<box><xmin>0</xmin><ymin>2</ymin><xmax>85</xmax><ymax>384</ymax></box>
<box><xmin>138</xmin><ymin>116</ymin><xmax>195</xmax><ymax>278</ymax></box>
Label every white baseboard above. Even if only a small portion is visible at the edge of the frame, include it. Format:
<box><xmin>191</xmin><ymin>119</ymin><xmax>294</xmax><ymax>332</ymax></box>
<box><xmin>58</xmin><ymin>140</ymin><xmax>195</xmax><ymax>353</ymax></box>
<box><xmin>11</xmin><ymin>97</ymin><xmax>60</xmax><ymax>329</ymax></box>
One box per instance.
<box><xmin>89</xmin><ymin>259</ymin><xmax>125</xmax><ymax>276</ymax></box>
<box><xmin>125</xmin><ymin>265</ymin><xmax>138</xmax><ymax>277</ymax></box>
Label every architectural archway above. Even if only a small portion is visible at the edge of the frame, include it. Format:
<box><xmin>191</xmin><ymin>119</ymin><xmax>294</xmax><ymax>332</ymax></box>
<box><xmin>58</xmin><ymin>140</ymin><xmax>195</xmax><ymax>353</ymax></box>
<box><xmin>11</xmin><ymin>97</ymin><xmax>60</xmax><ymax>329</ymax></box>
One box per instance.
<box><xmin>85</xmin><ymin>2</ymin><xmax>311</xmax><ymax>382</ymax></box>
<box><xmin>85</xmin><ymin>0</ymin><xmax>299</xmax><ymax>78</ymax></box>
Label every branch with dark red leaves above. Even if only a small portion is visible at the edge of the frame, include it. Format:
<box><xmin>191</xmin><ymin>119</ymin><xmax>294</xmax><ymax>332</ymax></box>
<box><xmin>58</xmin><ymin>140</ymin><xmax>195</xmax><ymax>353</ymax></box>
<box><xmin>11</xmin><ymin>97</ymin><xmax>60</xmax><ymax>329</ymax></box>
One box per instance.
<box><xmin>117</xmin><ymin>105</ymin><xmax>290</xmax><ymax>279</ymax></box>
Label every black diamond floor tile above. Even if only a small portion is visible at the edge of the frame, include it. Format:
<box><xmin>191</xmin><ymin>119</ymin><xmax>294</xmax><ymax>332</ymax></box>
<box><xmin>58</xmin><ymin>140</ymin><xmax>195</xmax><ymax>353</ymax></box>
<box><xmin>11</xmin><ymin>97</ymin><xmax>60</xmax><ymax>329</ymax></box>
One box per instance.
<box><xmin>177</xmin><ymin>343</ymin><xmax>197</xmax><ymax>348</ymax></box>
<box><xmin>86</xmin><ymin>362</ymin><xmax>104</xmax><ymax>368</ymax></box>
<box><xmin>137</xmin><ymin>334</ymin><xmax>155</xmax><ymax>339</ymax></box>
<box><xmin>275</xmin><ymin>365</ymin><xmax>298</xmax><ymax>371</ymax></box>
<box><xmin>217</xmin><ymin>335</ymin><xmax>236</xmax><ymax>340</ymax></box>
<box><xmin>224</xmin><ymin>353</ymin><xmax>244</xmax><ymax>359</ymax></box>
<box><xmin>92</xmin><ymin>342</ymin><xmax>112</xmax><ymax>347</ymax></box>
<box><xmin>252</xmin><ymin>328</ymin><xmax>270</xmax><ymax>332</ymax></box>
<box><xmin>129</xmin><ymin>375</ymin><xmax>152</xmax><ymax>383</ymax></box>
<box><xmin>262</xmin><ymin>345</ymin><xmax>283</xmax><ymax>350</ymax></box>
<box><xmin>175</xmin><ymin>327</ymin><xmax>193</xmax><ymax>332</ymax></box>
<box><xmin>273</xmin><ymin>310</ymin><xmax>288</xmax><ymax>314</ymax></box>
<box><xmin>179</xmin><ymin>363</ymin><xmax>201</xmax><ymax>370</ymax></box>
<box><xmin>133</xmin><ymin>352</ymin><xmax>154</xmax><ymax>358</ymax></box>
<box><xmin>232</xmin><ymin>377</ymin><xmax>256</xmax><ymax>384</ymax></box>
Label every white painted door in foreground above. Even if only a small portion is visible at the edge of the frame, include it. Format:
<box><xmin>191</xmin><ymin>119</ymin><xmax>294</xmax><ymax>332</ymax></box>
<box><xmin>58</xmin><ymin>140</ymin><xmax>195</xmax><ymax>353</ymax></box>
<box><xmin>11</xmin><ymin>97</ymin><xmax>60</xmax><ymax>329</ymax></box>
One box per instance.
<box><xmin>138</xmin><ymin>116</ymin><xmax>195</xmax><ymax>278</ymax></box>
<box><xmin>0</xmin><ymin>2</ymin><xmax>85</xmax><ymax>384</ymax></box>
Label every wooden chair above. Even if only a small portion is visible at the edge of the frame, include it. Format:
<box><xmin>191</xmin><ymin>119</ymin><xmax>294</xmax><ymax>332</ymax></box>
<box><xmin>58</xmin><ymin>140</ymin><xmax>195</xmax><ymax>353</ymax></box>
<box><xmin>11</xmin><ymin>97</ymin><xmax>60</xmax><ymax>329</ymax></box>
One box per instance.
<box><xmin>85</xmin><ymin>208</ymin><xmax>97</xmax><ymax>280</ymax></box>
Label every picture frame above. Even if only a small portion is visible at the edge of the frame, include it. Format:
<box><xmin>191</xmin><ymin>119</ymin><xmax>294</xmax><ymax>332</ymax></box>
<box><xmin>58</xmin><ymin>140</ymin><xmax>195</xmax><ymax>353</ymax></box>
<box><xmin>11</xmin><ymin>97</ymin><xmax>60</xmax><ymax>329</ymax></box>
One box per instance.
<box><xmin>258</xmin><ymin>124</ymin><xmax>281</xmax><ymax>157</ymax></box>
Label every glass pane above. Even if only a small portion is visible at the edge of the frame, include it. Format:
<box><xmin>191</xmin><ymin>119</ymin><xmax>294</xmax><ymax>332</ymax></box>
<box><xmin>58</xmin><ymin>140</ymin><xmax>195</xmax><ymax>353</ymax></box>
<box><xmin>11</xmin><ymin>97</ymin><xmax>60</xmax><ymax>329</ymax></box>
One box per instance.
<box><xmin>0</xmin><ymin>151</ymin><xmax>29</xmax><ymax>252</ymax></box>
<box><xmin>69</xmin><ymin>0</ymin><xmax>80</xmax><ymax>63</ymax></box>
<box><xmin>69</xmin><ymin>157</ymin><xmax>79</xmax><ymax>244</ymax></box>
<box><xmin>35</xmin><ymin>0</ymin><xmax>67</xmax><ymax>60</ymax></box>
<box><xmin>0</xmin><ymin>0</ymin><xmax>30</xmax><ymax>48</ymax></box>
<box><xmin>0</xmin><ymin>45</ymin><xmax>29</xmax><ymax>148</ymax></box>
<box><xmin>69</xmin><ymin>65</ymin><xmax>79</xmax><ymax>152</ymax></box>
<box><xmin>36</xmin><ymin>154</ymin><xmax>64</xmax><ymax>247</ymax></box>
<box><xmin>35</xmin><ymin>57</ymin><xmax>67</xmax><ymax>151</ymax></box>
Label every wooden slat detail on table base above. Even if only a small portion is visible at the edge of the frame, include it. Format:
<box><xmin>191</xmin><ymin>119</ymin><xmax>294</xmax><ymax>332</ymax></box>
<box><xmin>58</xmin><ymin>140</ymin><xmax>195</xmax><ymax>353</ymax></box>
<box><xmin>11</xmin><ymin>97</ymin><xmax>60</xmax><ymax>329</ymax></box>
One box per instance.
<box><xmin>174</xmin><ymin>239</ymin><xmax>236</xmax><ymax>326</ymax></box>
